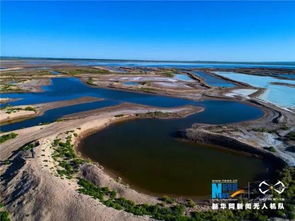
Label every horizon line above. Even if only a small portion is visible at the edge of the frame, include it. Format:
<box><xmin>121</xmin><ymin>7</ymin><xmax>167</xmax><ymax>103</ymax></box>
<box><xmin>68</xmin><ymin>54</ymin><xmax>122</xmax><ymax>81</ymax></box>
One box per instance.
<box><xmin>1</xmin><ymin>56</ymin><xmax>295</xmax><ymax>65</ymax></box>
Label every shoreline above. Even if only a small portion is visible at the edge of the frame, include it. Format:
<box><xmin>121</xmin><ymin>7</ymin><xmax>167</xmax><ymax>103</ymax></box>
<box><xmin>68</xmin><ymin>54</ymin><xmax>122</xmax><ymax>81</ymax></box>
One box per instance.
<box><xmin>0</xmin><ymin>63</ymin><xmax>294</xmax><ymax>220</ymax></box>
<box><xmin>0</xmin><ymin>103</ymin><xmax>207</xmax><ymax>220</ymax></box>
<box><xmin>0</xmin><ymin>96</ymin><xmax>102</xmax><ymax>125</ymax></box>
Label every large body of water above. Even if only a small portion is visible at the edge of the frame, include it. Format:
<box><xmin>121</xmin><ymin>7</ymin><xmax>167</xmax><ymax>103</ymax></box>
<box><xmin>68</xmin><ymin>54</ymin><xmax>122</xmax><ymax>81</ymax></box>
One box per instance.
<box><xmin>214</xmin><ymin>71</ymin><xmax>295</xmax><ymax>108</ymax></box>
<box><xmin>0</xmin><ymin>72</ymin><xmax>279</xmax><ymax>198</ymax></box>
<box><xmin>1</xmin><ymin>77</ymin><xmax>263</xmax><ymax>131</ymax></box>
<box><xmin>2</xmin><ymin>58</ymin><xmax>295</xmax><ymax>69</ymax></box>
<box><xmin>78</xmin><ymin>101</ymin><xmax>274</xmax><ymax>198</ymax></box>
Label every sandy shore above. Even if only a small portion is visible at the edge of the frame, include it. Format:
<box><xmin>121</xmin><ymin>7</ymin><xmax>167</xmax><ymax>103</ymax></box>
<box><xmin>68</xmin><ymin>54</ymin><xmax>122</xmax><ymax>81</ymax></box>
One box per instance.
<box><xmin>0</xmin><ymin>96</ymin><xmax>101</xmax><ymax>124</ymax></box>
<box><xmin>0</xmin><ymin>103</ymin><xmax>202</xmax><ymax>161</ymax></box>
<box><xmin>0</xmin><ymin>103</ymin><xmax>203</xmax><ymax>221</ymax></box>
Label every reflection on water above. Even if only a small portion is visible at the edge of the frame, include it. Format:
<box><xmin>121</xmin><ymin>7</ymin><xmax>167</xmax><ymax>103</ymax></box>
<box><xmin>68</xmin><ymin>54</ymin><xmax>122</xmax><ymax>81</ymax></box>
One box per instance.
<box><xmin>79</xmin><ymin>110</ymin><xmax>276</xmax><ymax>197</ymax></box>
<box><xmin>1</xmin><ymin>77</ymin><xmax>263</xmax><ymax>131</ymax></box>
<box><xmin>174</xmin><ymin>74</ymin><xmax>193</xmax><ymax>81</ymax></box>
<box><xmin>215</xmin><ymin>71</ymin><xmax>295</xmax><ymax>108</ymax></box>
<box><xmin>193</xmin><ymin>71</ymin><xmax>235</xmax><ymax>88</ymax></box>
<box><xmin>1</xmin><ymin>100</ymin><xmax>119</xmax><ymax>132</ymax></box>
<box><xmin>1</xmin><ymin>75</ymin><xmax>271</xmax><ymax>198</ymax></box>
<box><xmin>1</xmin><ymin>78</ymin><xmax>191</xmax><ymax>107</ymax></box>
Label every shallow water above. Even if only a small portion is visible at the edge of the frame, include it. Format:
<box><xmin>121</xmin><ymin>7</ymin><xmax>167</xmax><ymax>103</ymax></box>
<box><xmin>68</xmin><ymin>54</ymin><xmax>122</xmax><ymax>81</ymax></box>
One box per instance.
<box><xmin>0</xmin><ymin>78</ymin><xmax>192</xmax><ymax>108</ymax></box>
<box><xmin>0</xmin><ymin>77</ymin><xmax>263</xmax><ymax>131</ymax></box>
<box><xmin>123</xmin><ymin>81</ymin><xmax>139</xmax><ymax>86</ymax></box>
<box><xmin>214</xmin><ymin>71</ymin><xmax>295</xmax><ymax>108</ymax></box>
<box><xmin>1</xmin><ymin>100</ymin><xmax>119</xmax><ymax>132</ymax></box>
<box><xmin>173</xmin><ymin>74</ymin><xmax>193</xmax><ymax>81</ymax></box>
<box><xmin>193</xmin><ymin>71</ymin><xmax>235</xmax><ymax>88</ymax></box>
<box><xmin>277</xmin><ymin>74</ymin><xmax>295</xmax><ymax>80</ymax></box>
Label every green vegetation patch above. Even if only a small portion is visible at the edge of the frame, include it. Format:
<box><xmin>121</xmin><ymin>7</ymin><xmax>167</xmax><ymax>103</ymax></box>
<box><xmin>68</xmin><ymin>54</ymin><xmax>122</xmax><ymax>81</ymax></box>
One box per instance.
<box><xmin>136</xmin><ymin>111</ymin><xmax>171</xmax><ymax>118</ymax></box>
<box><xmin>252</xmin><ymin>128</ymin><xmax>276</xmax><ymax>133</ymax></box>
<box><xmin>22</xmin><ymin>141</ymin><xmax>39</xmax><ymax>151</ymax></box>
<box><xmin>86</xmin><ymin>77</ymin><xmax>96</xmax><ymax>85</ymax></box>
<box><xmin>286</xmin><ymin>131</ymin><xmax>295</xmax><ymax>140</ymax></box>
<box><xmin>1</xmin><ymin>70</ymin><xmax>52</xmax><ymax>76</ymax></box>
<box><xmin>76</xmin><ymin>166</ymin><xmax>295</xmax><ymax>221</ymax></box>
<box><xmin>0</xmin><ymin>133</ymin><xmax>18</xmax><ymax>144</ymax></box>
<box><xmin>48</xmin><ymin>131</ymin><xmax>294</xmax><ymax>221</ymax></box>
<box><xmin>263</xmin><ymin>146</ymin><xmax>276</xmax><ymax>152</ymax></box>
<box><xmin>0</xmin><ymin>84</ymin><xmax>25</xmax><ymax>93</ymax></box>
<box><xmin>159</xmin><ymin>69</ymin><xmax>176</xmax><ymax>77</ymax></box>
<box><xmin>0</xmin><ymin>202</ymin><xmax>10</xmax><ymax>221</ymax></box>
<box><xmin>77</xmin><ymin>178</ymin><xmax>188</xmax><ymax>220</ymax></box>
<box><xmin>139</xmin><ymin>87</ymin><xmax>155</xmax><ymax>93</ymax></box>
<box><xmin>3</xmin><ymin>106</ymin><xmax>36</xmax><ymax>114</ymax></box>
<box><xmin>56</xmin><ymin>68</ymin><xmax>110</xmax><ymax>75</ymax></box>
<box><xmin>114</xmin><ymin>114</ymin><xmax>124</xmax><ymax>117</ymax></box>
<box><xmin>51</xmin><ymin>136</ymin><xmax>86</xmax><ymax>179</ymax></box>
<box><xmin>0</xmin><ymin>211</ymin><xmax>10</xmax><ymax>221</ymax></box>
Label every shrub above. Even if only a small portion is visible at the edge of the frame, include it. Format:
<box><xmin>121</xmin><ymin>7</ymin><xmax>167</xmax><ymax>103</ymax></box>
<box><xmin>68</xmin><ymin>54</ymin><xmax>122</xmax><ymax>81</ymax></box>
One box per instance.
<box><xmin>286</xmin><ymin>131</ymin><xmax>295</xmax><ymax>140</ymax></box>
<box><xmin>22</xmin><ymin>142</ymin><xmax>39</xmax><ymax>151</ymax></box>
<box><xmin>0</xmin><ymin>133</ymin><xmax>18</xmax><ymax>144</ymax></box>
<box><xmin>0</xmin><ymin>211</ymin><xmax>10</xmax><ymax>221</ymax></box>
<box><xmin>186</xmin><ymin>199</ymin><xmax>196</xmax><ymax>208</ymax></box>
<box><xmin>159</xmin><ymin>195</ymin><xmax>175</xmax><ymax>204</ymax></box>
<box><xmin>264</xmin><ymin>146</ymin><xmax>276</xmax><ymax>152</ymax></box>
<box><xmin>24</xmin><ymin>106</ymin><xmax>36</xmax><ymax>112</ymax></box>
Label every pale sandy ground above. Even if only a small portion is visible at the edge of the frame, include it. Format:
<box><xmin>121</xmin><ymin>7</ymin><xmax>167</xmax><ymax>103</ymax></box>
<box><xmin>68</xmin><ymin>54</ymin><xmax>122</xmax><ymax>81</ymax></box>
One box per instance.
<box><xmin>89</xmin><ymin>74</ymin><xmax>198</xmax><ymax>90</ymax></box>
<box><xmin>1</xmin><ymin>136</ymin><xmax>154</xmax><ymax>221</ymax></box>
<box><xmin>152</xmin><ymin>81</ymin><xmax>193</xmax><ymax>89</ymax></box>
<box><xmin>0</xmin><ymin>103</ymin><xmax>202</xmax><ymax>221</ymax></box>
<box><xmin>0</xmin><ymin>98</ymin><xmax>16</xmax><ymax>104</ymax></box>
<box><xmin>0</xmin><ymin>78</ymin><xmax>51</xmax><ymax>93</ymax></box>
<box><xmin>217</xmin><ymin>128</ymin><xmax>295</xmax><ymax>166</ymax></box>
<box><xmin>0</xmin><ymin>96</ymin><xmax>101</xmax><ymax>124</ymax></box>
<box><xmin>225</xmin><ymin>89</ymin><xmax>257</xmax><ymax>98</ymax></box>
<box><xmin>184</xmin><ymin>103</ymin><xmax>295</xmax><ymax>167</ymax></box>
<box><xmin>104</xmin><ymin>75</ymin><xmax>178</xmax><ymax>82</ymax></box>
<box><xmin>0</xmin><ymin>107</ymin><xmax>36</xmax><ymax>124</ymax></box>
<box><xmin>0</xmin><ymin>67</ymin><xmax>23</xmax><ymax>72</ymax></box>
<box><xmin>17</xmin><ymin>79</ymin><xmax>51</xmax><ymax>92</ymax></box>
<box><xmin>0</xmin><ymin>103</ymin><xmax>202</xmax><ymax>161</ymax></box>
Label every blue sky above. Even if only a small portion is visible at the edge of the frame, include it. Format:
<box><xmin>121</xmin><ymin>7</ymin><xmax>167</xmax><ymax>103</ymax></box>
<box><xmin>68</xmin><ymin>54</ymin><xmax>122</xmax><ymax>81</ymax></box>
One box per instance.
<box><xmin>1</xmin><ymin>1</ymin><xmax>295</xmax><ymax>61</ymax></box>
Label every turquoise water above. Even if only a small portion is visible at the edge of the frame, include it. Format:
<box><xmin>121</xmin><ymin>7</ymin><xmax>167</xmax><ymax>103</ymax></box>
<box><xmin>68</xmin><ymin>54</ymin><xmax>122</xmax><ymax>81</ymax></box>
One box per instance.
<box><xmin>193</xmin><ymin>71</ymin><xmax>235</xmax><ymax>88</ymax></box>
<box><xmin>174</xmin><ymin>74</ymin><xmax>193</xmax><ymax>81</ymax></box>
<box><xmin>215</xmin><ymin>71</ymin><xmax>295</xmax><ymax>108</ymax></box>
<box><xmin>277</xmin><ymin>74</ymin><xmax>295</xmax><ymax>80</ymax></box>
